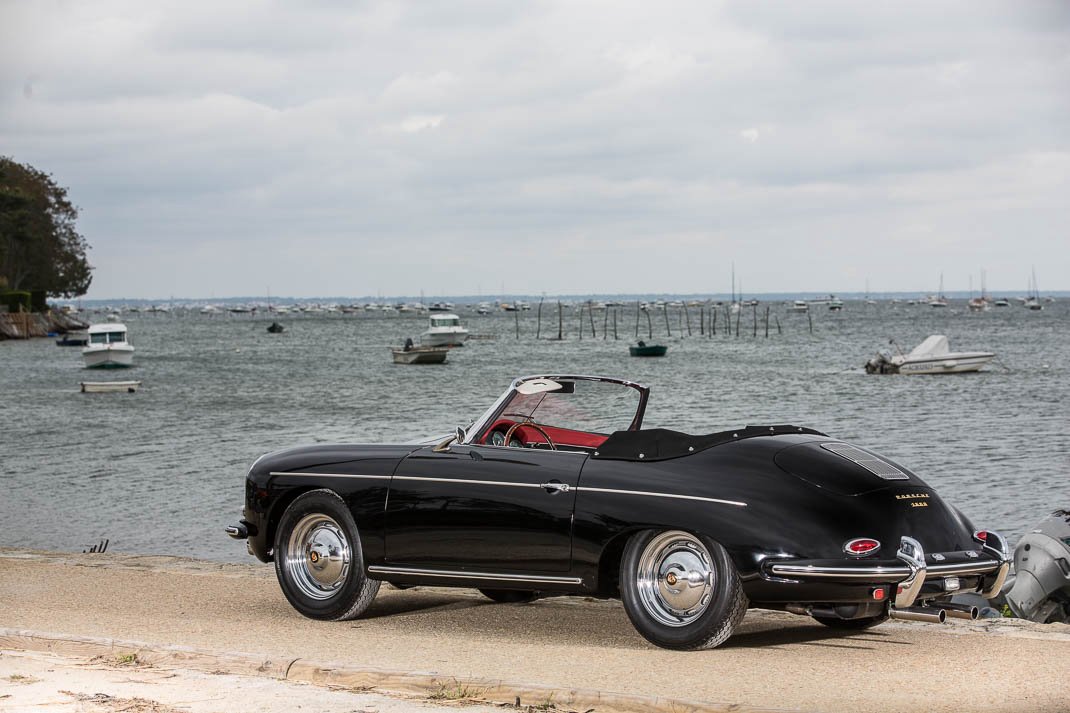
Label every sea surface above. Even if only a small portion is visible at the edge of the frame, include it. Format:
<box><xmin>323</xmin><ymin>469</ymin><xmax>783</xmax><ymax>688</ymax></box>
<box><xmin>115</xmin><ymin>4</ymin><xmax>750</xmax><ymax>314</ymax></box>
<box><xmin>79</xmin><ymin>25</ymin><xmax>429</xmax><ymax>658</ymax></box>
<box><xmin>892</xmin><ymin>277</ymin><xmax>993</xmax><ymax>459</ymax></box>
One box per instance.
<box><xmin>2</xmin><ymin>300</ymin><xmax>1067</xmax><ymax>562</ymax></box>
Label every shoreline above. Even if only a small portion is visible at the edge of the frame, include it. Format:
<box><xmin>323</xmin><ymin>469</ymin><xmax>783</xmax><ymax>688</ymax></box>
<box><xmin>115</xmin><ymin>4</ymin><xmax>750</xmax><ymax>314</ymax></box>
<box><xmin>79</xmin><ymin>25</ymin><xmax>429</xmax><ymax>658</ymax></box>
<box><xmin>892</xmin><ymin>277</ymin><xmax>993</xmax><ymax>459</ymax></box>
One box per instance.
<box><xmin>3</xmin><ymin>548</ymin><xmax>1069</xmax><ymax>713</ymax></box>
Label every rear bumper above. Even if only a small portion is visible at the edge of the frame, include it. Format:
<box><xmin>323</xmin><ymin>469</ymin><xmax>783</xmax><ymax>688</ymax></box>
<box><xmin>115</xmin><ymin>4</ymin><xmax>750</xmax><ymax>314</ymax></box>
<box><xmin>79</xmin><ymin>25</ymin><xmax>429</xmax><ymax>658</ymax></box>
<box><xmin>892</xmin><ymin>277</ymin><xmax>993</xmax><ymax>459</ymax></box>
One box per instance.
<box><xmin>763</xmin><ymin>531</ymin><xmax>1010</xmax><ymax>608</ymax></box>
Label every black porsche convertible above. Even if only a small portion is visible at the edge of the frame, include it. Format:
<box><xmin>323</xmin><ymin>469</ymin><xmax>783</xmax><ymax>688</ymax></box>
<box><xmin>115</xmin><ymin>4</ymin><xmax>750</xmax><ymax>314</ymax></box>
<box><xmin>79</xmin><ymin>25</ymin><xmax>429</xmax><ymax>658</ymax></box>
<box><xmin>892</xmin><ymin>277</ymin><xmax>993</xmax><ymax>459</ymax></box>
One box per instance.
<box><xmin>226</xmin><ymin>374</ymin><xmax>1010</xmax><ymax>650</ymax></box>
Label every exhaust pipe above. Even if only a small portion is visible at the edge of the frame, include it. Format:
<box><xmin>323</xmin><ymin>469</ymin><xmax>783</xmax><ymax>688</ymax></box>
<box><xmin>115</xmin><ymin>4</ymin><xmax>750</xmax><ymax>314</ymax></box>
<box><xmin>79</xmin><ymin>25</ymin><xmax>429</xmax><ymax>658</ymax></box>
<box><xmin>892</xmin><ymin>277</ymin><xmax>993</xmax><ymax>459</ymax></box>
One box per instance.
<box><xmin>890</xmin><ymin>606</ymin><xmax>946</xmax><ymax>623</ymax></box>
<box><xmin>930</xmin><ymin>602</ymin><xmax>979</xmax><ymax>620</ymax></box>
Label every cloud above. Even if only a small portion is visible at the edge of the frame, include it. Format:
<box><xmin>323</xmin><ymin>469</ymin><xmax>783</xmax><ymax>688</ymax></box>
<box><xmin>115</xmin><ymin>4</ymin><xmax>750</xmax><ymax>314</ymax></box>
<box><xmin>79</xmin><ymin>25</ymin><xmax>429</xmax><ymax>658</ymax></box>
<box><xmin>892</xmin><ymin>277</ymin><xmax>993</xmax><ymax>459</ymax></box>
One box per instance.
<box><xmin>0</xmin><ymin>0</ymin><xmax>1067</xmax><ymax>298</ymax></box>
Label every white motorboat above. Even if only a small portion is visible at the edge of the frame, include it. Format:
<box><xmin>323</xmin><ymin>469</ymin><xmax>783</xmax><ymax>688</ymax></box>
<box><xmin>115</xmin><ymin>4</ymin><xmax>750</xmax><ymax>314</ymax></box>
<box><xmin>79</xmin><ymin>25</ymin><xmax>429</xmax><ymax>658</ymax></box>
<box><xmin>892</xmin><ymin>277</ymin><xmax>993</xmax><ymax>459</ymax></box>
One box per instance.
<box><xmin>828</xmin><ymin>297</ymin><xmax>844</xmax><ymax>312</ymax></box>
<box><xmin>865</xmin><ymin>335</ymin><xmax>994</xmax><ymax>375</ymax></box>
<box><xmin>82</xmin><ymin>323</ymin><xmax>135</xmax><ymax>369</ymax></box>
<box><xmin>420</xmin><ymin>313</ymin><xmax>469</xmax><ymax>347</ymax></box>
<box><xmin>789</xmin><ymin>300</ymin><xmax>809</xmax><ymax>313</ymax></box>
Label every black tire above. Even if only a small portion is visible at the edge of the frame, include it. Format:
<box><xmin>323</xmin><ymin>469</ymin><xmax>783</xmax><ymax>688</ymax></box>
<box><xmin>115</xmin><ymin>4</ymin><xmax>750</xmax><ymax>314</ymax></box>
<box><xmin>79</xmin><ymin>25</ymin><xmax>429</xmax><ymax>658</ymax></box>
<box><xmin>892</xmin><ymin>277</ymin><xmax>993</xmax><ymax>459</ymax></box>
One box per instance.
<box><xmin>479</xmin><ymin>589</ymin><xmax>539</xmax><ymax>604</ymax></box>
<box><xmin>274</xmin><ymin>489</ymin><xmax>380</xmax><ymax>621</ymax></box>
<box><xmin>619</xmin><ymin>530</ymin><xmax>748</xmax><ymax>650</ymax></box>
<box><xmin>813</xmin><ymin>612</ymin><xmax>889</xmax><ymax>630</ymax></box>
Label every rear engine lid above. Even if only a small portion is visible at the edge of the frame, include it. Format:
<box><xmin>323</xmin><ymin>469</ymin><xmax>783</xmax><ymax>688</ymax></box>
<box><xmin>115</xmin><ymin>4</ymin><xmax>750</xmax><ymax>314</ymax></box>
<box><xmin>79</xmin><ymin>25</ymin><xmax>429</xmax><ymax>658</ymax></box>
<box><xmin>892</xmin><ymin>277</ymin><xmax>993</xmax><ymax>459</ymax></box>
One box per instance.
<box><xmin>774</xmin><ymin>440</ymin><xmax>928</xmax><ymax>496</ymax></box>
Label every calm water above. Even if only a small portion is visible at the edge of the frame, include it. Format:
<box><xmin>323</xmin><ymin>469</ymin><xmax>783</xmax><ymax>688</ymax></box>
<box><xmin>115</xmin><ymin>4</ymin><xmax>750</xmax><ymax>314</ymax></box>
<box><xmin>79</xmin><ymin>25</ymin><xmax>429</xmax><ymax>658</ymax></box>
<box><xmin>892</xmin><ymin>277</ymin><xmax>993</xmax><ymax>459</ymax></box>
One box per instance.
<box><xmin>2</xmin><ymin>301</ymin><xmax>1067</xmax><ymax>561</ymax></box>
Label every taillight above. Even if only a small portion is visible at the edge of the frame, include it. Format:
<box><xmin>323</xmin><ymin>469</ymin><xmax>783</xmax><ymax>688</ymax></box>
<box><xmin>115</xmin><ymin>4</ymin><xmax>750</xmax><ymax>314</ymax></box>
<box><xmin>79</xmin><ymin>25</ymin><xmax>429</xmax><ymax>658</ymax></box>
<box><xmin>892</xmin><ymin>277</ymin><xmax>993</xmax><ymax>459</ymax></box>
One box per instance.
<box><xmin>844</xmin><ymin>537</ymin><xmax>881</xmax><ymax>557</ymax></box>
<box><xmin>973</xmin><ymin>530</ymin><xmax>989</xmax><ymax>544</ymax></box>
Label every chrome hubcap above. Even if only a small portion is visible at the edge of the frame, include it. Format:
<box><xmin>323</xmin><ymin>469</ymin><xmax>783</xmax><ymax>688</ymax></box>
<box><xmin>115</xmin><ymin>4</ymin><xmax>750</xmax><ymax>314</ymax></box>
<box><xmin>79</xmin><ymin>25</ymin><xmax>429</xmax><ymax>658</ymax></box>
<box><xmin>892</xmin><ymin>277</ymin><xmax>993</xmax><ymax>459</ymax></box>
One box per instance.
<box><xmin>286</xmin><ymin>514</ymin><xmax>351</xmax><ymax>600</ymax></box>
<box><xmin>636</xmin><ymin>531</ymin><xmax>714</xmax><ymax>627</ymax></box>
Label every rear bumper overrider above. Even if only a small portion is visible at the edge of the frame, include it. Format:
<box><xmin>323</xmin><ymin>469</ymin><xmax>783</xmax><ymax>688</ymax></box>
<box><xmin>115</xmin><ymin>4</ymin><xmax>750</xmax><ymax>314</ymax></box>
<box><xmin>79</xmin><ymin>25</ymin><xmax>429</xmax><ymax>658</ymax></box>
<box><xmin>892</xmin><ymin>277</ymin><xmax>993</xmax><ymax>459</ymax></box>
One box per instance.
<box><xmin>764</xmin><ymin>531</ymin><xmax>1010</xmax><ymax>608</ymax></box>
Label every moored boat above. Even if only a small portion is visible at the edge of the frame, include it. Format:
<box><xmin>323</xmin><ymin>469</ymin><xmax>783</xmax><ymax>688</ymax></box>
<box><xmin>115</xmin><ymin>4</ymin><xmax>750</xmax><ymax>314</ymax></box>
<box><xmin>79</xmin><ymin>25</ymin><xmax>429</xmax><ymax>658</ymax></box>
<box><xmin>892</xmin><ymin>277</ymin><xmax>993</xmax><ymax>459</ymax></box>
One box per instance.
<box><xmin>392</xmin><ymin>339</ymin><xmax>449</xmax><ymax>364</ymax></box>
<box><xmin>420</xmin><ymin>313</ymin><xmax>469</xmax><ymax>347</ymax></box>
<box><xmin>56</xmin><ymin>330</ymin><xmax>89</xmax><ymax>347</ymax></box>
<box><xmin>80</xmin><ymin>380</ymin><xmax>142</xmax><ymax>393</ymax></box>
<box><xmin>629</xmin><ymin>341</ymin><xmax>668</xmax><ymax>357</ymax></box>
<box><xmin>82</xmin><ymin>323</ymin><xmax>135</xmax><ymax>369</ymax></box>
<box><xmin>865</xmin><ymin>335</ymin><xmax>994</xmax><ymax>375</ymax></box>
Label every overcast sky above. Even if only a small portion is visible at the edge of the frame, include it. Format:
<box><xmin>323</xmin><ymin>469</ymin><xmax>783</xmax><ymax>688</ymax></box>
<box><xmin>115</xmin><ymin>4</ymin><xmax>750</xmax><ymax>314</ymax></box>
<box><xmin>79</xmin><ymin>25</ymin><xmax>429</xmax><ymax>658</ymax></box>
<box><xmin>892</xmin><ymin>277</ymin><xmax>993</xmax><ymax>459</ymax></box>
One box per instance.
<box><xmin>2</xmin><ymin>1</ymin><xmax>1067</xmax><ymax>299</ymax></box>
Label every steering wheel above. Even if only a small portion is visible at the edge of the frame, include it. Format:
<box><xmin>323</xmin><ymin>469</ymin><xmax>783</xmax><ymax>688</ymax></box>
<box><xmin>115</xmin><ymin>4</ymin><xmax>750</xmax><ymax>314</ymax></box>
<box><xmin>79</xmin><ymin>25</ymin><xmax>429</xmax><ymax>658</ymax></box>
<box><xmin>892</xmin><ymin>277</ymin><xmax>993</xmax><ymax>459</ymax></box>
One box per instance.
<box><xmin>503</xmin><ymin>420</ymin><xmax>557</xmax><ymax>450</ymax></box>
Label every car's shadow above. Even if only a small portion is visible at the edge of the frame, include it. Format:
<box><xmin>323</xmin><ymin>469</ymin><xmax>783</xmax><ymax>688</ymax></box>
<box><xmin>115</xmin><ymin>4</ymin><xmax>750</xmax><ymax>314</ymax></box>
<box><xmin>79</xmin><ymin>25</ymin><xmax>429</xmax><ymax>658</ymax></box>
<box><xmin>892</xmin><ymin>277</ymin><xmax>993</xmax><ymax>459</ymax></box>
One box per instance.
<box><xmin>352</xmin><ymin>590</ymin><xmax>913</xmax><ymax>651</ymax></box>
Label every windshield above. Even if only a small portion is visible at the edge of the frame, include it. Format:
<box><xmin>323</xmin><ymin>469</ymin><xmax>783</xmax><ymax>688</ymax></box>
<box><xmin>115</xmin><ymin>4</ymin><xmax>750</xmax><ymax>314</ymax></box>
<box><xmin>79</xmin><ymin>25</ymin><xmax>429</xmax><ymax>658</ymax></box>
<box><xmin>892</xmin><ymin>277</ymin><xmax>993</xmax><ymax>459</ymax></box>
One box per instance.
<box><xmin>497</xmin><ymin>379</ymin><xmax>641</xmax><ymax>435</ymax></box>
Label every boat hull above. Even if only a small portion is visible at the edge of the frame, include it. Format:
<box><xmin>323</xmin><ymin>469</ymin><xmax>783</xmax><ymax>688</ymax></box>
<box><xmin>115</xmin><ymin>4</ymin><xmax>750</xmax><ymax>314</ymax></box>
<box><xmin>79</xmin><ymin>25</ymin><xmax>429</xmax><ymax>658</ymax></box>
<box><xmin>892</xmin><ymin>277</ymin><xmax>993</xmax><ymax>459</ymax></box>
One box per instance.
<box><xmin>83</xmin><ymin>346</ymin><xmax>135</xmax><ymax>369</ymax></box>
<box><xmin>81</xmin><ymin>380</ymin><xmax>141</xmax><ymax>393</ymax></box>
<box><xmin>896</xmin><ymin>353</ymin><xmax>994</xmax><ymax>375</ymax></box>
<box><xmin>392</xmin><ymin>348</ymin><xmax>449</xmax><ymax>364</ymax></box>
<box><xmin>420</xmin><ymin>330</ymin><xmax>469</xmax><ymax>347</ymax></box>
<box><xmin>629</xmin><ymin>345</ymin><xmax>668</xmax><ymax>357</ymax></box>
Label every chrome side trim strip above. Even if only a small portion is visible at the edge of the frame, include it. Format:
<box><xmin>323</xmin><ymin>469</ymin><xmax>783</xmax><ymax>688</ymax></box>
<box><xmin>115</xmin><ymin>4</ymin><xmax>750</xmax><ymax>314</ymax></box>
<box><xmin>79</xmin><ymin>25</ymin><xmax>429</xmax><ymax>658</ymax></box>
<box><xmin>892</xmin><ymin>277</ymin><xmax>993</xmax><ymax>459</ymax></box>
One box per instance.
<box><xmin>367</xmin><ymin>565</ymin><xmax>582</xmax><ymax>585</ymax></box>
<box><xmin>575</xmin><ymin>486</ymin><xmax>746</xmax><ymax>508</ymax></box>
<box><xmin>393</xmin><ymin>476</ymin><xmax>542</xmax><ymax>489</ymax></box>
<box><xmin>270</xmin><ymin>472</ymin><xmax>391</xmax><ymax>480</ymax></box>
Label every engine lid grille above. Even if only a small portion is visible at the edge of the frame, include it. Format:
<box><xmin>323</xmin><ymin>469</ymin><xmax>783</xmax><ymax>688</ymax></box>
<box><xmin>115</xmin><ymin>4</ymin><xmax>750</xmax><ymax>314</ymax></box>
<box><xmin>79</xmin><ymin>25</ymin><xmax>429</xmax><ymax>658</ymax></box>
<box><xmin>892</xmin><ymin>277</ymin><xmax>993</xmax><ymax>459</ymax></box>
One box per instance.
<box><xmin>820</xmin><ymin>443</ymin><xmax>909</xmax><ymax>480</ymax></box>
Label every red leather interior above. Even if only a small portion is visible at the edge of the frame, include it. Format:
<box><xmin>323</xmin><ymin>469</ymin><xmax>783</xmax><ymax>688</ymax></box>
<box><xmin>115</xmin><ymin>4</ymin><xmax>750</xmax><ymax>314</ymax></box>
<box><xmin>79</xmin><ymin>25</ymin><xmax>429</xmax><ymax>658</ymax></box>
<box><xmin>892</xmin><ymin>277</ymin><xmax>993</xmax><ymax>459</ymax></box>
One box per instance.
<box><xmin>482</xmin><ymin>419</ymin><xmax>609</xmax><ymax>449</ymax></box>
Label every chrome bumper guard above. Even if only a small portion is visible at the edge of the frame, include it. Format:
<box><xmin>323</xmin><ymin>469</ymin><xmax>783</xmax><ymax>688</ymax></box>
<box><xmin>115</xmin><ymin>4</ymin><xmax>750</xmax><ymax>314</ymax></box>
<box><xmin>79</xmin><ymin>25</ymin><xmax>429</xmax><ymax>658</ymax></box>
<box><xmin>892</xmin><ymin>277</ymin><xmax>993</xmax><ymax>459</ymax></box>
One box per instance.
<box><xmin>765</xmin><ymin>531</ymin><xmax>1011</xmax><ymax>608</ymax></box>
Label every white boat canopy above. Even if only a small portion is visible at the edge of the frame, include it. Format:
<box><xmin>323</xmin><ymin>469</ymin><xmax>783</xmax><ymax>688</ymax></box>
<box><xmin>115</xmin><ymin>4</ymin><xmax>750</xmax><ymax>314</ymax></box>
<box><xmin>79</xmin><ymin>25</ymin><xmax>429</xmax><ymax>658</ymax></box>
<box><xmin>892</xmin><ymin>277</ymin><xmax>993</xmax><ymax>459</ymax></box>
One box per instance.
<box><xmin>907</xmin><ymin>335</ymin><xmax>950</xmax><ymax>359</ymax></box>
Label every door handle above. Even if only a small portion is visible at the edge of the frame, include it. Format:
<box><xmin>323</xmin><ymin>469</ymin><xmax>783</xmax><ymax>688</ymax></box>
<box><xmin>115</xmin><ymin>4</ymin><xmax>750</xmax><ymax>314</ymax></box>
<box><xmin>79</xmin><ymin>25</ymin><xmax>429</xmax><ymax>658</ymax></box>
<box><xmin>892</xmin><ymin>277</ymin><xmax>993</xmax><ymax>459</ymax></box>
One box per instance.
<box><xmin>541</xmin><ymin>481</ymin><xmax>570</xmax><ymax>494</ymax></box>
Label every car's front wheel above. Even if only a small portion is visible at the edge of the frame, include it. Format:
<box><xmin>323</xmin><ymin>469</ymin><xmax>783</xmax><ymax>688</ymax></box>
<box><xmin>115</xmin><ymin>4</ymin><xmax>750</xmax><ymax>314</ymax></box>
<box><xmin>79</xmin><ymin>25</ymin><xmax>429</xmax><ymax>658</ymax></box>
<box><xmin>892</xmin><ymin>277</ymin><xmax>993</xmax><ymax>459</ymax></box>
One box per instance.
<box><xmin>274</xmin><ymin>489</ymin><xmax>380</xmax><ymax>621</ymax></box>
<box><xmin>620</xmin><ymin>530</ymin><xmax>747</xmax><ymax>650</ymax></box>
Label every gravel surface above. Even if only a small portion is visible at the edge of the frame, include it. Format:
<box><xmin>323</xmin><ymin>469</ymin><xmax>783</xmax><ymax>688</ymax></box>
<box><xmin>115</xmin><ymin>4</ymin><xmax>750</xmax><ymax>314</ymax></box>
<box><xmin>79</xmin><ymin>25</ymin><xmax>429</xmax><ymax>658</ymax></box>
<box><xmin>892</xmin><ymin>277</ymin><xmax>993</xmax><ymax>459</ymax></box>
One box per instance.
<box><xmin>2</xmin><ymin>549</ymin><xmax>1069</xmax><ymax>713</ymax></box>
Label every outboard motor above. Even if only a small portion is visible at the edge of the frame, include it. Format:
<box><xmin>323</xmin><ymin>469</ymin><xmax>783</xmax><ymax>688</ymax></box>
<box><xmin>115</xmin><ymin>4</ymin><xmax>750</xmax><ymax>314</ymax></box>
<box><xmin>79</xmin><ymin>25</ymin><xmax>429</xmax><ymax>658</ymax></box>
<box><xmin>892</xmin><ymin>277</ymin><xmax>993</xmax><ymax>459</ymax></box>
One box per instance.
<box><xmin>1005</xmin><ymin>509</ymin><xmax>1070</xmax><ymax>623</ymax></box>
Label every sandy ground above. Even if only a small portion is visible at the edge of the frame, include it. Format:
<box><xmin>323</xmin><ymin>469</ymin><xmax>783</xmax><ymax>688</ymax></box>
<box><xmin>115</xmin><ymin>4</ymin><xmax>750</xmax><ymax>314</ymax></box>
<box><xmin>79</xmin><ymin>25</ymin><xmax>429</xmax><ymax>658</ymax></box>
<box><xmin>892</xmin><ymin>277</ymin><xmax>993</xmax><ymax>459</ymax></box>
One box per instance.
<box><xmin>0</xmin><ymin>649</ymin><xmax>507</xmax><ymax>713</ymax></box>
<box><xmin>1</xmin><ymin>549</ymin><xmax>1069</xmax><ymax>713</ymax></box>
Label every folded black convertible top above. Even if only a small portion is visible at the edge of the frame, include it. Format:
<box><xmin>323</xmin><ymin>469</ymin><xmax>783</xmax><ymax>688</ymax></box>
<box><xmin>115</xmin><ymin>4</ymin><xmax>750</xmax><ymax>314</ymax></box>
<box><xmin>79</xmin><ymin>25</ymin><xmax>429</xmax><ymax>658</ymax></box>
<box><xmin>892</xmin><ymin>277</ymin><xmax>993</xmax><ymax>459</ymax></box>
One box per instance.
<box><xmin>592</xmin><ymin>425</ymin><xmax>826</xmax><ymax>462</ymax></box>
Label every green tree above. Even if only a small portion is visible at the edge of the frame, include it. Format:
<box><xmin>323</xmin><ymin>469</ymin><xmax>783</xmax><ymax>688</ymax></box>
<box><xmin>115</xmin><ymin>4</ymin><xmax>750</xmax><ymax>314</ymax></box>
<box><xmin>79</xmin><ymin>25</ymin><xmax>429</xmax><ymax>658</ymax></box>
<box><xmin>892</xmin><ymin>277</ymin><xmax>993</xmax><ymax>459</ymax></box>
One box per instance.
<box><xmin>0</xmin><ymin>157</ymin><xmax>92</xmax><ymax>298</ymax></box>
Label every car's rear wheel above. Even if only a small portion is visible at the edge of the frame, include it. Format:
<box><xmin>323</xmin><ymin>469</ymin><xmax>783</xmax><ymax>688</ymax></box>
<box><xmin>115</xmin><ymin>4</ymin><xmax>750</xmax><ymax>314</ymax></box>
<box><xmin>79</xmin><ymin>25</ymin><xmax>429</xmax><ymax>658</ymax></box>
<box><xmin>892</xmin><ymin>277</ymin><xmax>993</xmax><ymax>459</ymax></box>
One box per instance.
<box><xmin>620</xmin><ymin>530</ymin><xmax>747</xmax><ymax>650</ymax></box>
<box><xmin>813</xmin><ymin>612</ymin><xmax>889</xmax><ymax>630</ymax></box>
<box><xmin>478</xmin><ymin>589</ymin><xmax>539</xmax><ymax>603</ymax></box>
<box><xmin>274</xmin><ymin>489</ymin><xmax>380</xmax><ymax>621</ymax></box>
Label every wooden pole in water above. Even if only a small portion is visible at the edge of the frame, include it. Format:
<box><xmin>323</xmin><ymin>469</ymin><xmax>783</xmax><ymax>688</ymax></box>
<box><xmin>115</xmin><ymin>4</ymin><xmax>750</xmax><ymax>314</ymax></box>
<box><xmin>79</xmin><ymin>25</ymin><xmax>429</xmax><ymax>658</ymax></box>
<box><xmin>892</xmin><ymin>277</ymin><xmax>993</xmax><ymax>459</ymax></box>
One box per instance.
<box><xmin>635</xmin><ymin>301</ymin><xmax>641</xmax><ymax>338</ymax></box>
<box><xmin>515</xmin><ymin>306</ymin><xmax>520</xmax><ymax>339</ymax></box>
<box><xmin>752</xmin><ymin>303</ymin><xmax>757</xmax><ymax>337</ymax></box>
<box><xmin>645</xmin><ymin>308</ymin><xmax>654</xmax><ymax>339</ymax></box>
<box><xmin>699</xmin><ymin>303</ymin><xmax>705</xmax><ymax>336</ymax></box>
<box><xmin>613</xmin><ymin>308</ymin><xmax>618</xmax><ymax>340</ymax></box>
<box><xmin>735</xmin><ymin>305</ymin><xmax>741</xmax><ymax>337</ymax></box>
<box><xmin>683</xmin><ymin>302</ymin><xmax>692</xmax><ymax>336</ymax></box>
<box><xmin>578</xmin><ymin>302</ymin><xmax>584</xmax><ymax>340</ymax></box>
<box><xmin>558</xmin><ymin>301</ymin><xmax>563</xmax><ymax>340</ymax></box>
<box><xmin>589</xmin><ymin>300</ymin><xmax>597</xmax><ymax>338</ymax></box>
<box><xmin>663</xmin><ymin>303</ymin><xmax>672</xmax><ymax>337</ymax></box>
<box><xmin>764</xmin><ymin>306</ymin><xmax>770</xmax><ymax>338</ymax></box>
<box><xmin>536</xmin><ymin>297</ymin><xmax>543</xmax><ymax>339</ymax></box>
<box><xmin>602</xmin><ymin>305</ymin><xmax>609</xmax><ymax>339</ymax></box>
<box><xmin>807</xmin><ymin>310</ymin><xmax>813</xmax><ymax>334</ymax></box>
<box><xmin>775</xmin><ymin>315</ymin><xmax>782</xmax><ymax>334</ymax></box>
<box><xmin>711</xmin><ymin>307</ymin><xmax>717</xmax><ymax>337</ymax></box>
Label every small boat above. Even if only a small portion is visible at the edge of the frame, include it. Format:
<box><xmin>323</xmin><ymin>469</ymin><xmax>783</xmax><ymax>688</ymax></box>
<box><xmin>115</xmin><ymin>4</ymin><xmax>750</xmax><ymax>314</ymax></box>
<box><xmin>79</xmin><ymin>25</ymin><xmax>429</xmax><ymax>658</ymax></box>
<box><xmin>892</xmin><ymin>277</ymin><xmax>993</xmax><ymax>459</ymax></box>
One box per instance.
<box><xmin>420</xmin><ymin>313</ymin><xmax>469</xmax><ymax>347</ymax></box>
<box><xmin>828</xmin><ymin>297</ymin><xmax>844</xmax><ymax>312</ymax></box>
<box><xmin>56</xmin><ymin>331</ymin><xmax>89</xmax><ymax>347</ymax></box>
<box><xmin>80</xmin><ymin>380</ymin><xmax>142</xmax><ymax>393</ymax></box>
<box><xmin>789</xmin><ymin>300</ymin><xmax>809</xmax><ymax>313</ymax></box>
<box><xmin>865</xmin><ymin>335</ymin><xmax>994</xmax><ymax>375</ymax></box>
<box><xmin>267</xmin><ymin>321</ymin><xmax>285</xmax><ymax>334</ymax></box>
<box><xmin>1024</xmin><ymin>268</ymin><xmax>1044</xmax><ymax>310</ymax></box>
<box><xmin>993</xmin><ymin>298</ymin><xmax>1010</xmax><ymax>307</ymax></box>
<box><xmin>392</xmin><ymin>339</ymin><xmax>449</xmax><ymax>364</ymax></box>
<box><xmin>82</xmin><ymin>323</ymin><xmax>134</xmax><ymax>369</ymax></box>
<box><xmin>629</xmin><ymin>341</ymin><xmax>668</xmax><ymax>357</ymax></box>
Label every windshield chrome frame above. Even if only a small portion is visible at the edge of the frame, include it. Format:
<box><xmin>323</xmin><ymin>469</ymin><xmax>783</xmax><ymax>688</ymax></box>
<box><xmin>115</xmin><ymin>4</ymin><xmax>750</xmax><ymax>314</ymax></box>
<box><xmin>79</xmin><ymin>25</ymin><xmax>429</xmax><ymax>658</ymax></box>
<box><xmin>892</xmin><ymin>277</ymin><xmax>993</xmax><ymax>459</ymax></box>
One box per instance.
<box><xmin>461</xmin><ymin>374</ymin><xmax>650</xmax><ymax>446</ymax></box>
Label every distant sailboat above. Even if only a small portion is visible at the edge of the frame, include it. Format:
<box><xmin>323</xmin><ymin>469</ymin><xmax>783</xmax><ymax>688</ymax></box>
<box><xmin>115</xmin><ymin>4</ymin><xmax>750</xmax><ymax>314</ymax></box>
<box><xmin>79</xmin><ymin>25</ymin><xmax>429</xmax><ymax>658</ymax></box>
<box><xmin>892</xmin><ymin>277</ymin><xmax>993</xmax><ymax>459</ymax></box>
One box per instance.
<box><xmin>1024</xmin><ymin>268</ymin><xmax>1043</xmax><ymax>311</ymax></box>
<box><xmin>929</xmin><ymin>273</ymin><xmax>948</xmax><ymax>308</ymax></box>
